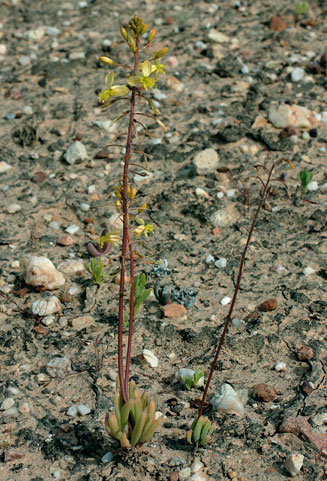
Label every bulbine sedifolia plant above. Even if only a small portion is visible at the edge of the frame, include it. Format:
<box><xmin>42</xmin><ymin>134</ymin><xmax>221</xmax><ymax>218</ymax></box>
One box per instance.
<box><xmin>94</xmin><ymin>16</ymin><xmax>167</xmax><ymax>448</ymax></box>
<box><xmin>187</xmin><ymin>159</ymin><xmax>294</xmax><ymax>447</ymax></box>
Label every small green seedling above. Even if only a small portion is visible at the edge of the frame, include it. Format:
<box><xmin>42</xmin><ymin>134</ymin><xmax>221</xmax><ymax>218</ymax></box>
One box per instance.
<box><xmin>183</xmin><ymin>367</ymin><xmax>204</xmax><ymax>390</ymax></box>
<box><xmin>85</xmin><ymin>258</ymin><xmax>106</xmax><ymax>285</ymax></box>
<box><xmin>299</xmin><ymin>169</ymin><xmax>313</xmax><ymax>194</ymax></box>
<box><xmin>123</xmin><ymin>274</ymin><xmax>152</xmax><ymax>326</ymax></box>
<box><xmin>294</xmin><ymin>1</ymin><xmax>307</xmax><ymax>23</ymax></box>
<box><xmin>133</xmin><ymin>273</ymin><xmax>152</xmax><ymax>316</ymax></box>
<box><xmin>186</xmin><ymin>416</ymin><xmax>215</xmax><ymax>447</ymax></box>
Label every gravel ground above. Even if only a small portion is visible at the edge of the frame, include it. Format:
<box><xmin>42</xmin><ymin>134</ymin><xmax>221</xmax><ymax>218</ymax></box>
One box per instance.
<box><xmin>1</xmin><ymin>1</ymin><xmax>327</xmax><ymax>480</ymax></box>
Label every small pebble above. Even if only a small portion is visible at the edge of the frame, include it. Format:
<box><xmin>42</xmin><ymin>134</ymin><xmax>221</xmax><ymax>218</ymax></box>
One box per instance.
<box><xmin>253</xmin><ymin>383</ymin><xmax>276</xmax><ymax>402</ymax></box>
<box><xmin>80</xmin><ymin>203</ymin><xmax>90</xmax><ymax>211</ymax></box>
<box><xmin>220</xmin><ymin>296</ymin><xmax>231</xmax><ymax>305</ymax></box>
<box><xmin>101</xmin><ymin>452</ymin><xmax>114</xmax><ymax>463</ymax></box>
<box><xmin>215</xmin><ymin>258</ymin><xmax>227</xmax><ymax>268</ymax></box>
<box><xmin>291</xmin><ymin>67</ymin><xmax>305</xmax><ymax>82</ymax></box>
<box><xmin>49</xmin><ymin>221</ymin><xmax>61</xmax><ymax>229</ymax></box>
<box><xmin>307</xmin><ymin>180</ymin><xmax>318</xmax><ymax>191</ymax></box>
<box><xmin>65</xmin><ymin>224</ymin><xmax>79</xmax><ymax>235</ymax></box>
<box><xmin>18</xmin><ymin>55</ymin><xmax>31</xmax><ymax>66</ymax></box>
<box><xmin>77</xmin><ymin>404</ymin><xmax>91</xmax><ymax>416</ymax></box>
<box><xmin>18</xmin><ymin>402</ymin><xmax>31</xmax><ymax>414</ymax></box>
<box><xmin>68</xmin><ymin>286</ymin><xmax>79</xmax><ymax>295</ymax></box>
<box><xmin>142</xmin><ymin>349</ymin><xmax>159</xmax><ymax>368</ymax></box>
<box><xmin>57</xmin><ymin>235</ymin><xmax>75</xmax><ymax>246</ymax></box>
<box><xmin>285</xmin><ymin>454</ymin><xmax>304</xmax><ymax>476</ymax></box>
<box><xmin>217</xmin><ymin>191</ymin><xmax>224</xmax><ymax>199</ymax></box>
<box><xmin>67</xmin><ymin>405</ymin><xmax>78</xmax><ymax>416</ymax></box>
<box><xmin>191</xmin><ymin>460</ymin><xmax>204</xmax><ymax>474</ymax></box>
<box><xmin>42</xmin><ymin>315</ymin><xmax>56</xmax><ymax>326</ymax></box>
<box><xmin>7</xmin><ymin>204</ymin><xmax>21</xmax><ymax>214</ymax></box>
<box><xmin>205</xmin><ymin>255</ymin><xmax>215</xmax><ymax>264</ymax></box>
<box><xmin>1</xmin><ymin>398</ymin><xmax>15</xmax><ymax>410</ymax></box>
<box><xmin>303</xmin><ymin>266</ymin><xmax>315</xmax><ymax>275</ymax></box>
<box><xmin>166</xmin><ymin>56</ymin><xmax>178</xmax><ymax>67</ymax></box>
<box><xmin>195</xmin><ymin>187</ymin><xmax>209</xmax><ymax>198</ymax></box>
<box><xmin>0</xmin><ymin>161</ymin><xmax>12</xmax><ymax>173</ymax></box>
<box><xmin>302</xmin><ymin>131</ymin><xmax>310</xmax><ymax>140</ymax></box>
<box><xmin>260</xmin><ymin>298</ymin><xmax>278</xmax><ymax>311</ymax></box>
<box><xmin>69</xmin><ymin>51</ymin><xmax>86</xmax><ymax>61</ymax></box>
<box><xmin>275</xmin><ymin>362</ymin><xmax>287</xmax><ymax>372</ymax></box>
<box><xmin>231</xmin><ymin>317</ymin><xmax>242</xmax><ymax>328</ymax></box>
<box><xmin>297</xmin><ymin>345</ymin><xmax>314</xmax><ymax>361</ymax></box>
<box><xmin>32</xmin><ymin>296</ymin><xmax>61</xmax><ymax>316</ymax></box>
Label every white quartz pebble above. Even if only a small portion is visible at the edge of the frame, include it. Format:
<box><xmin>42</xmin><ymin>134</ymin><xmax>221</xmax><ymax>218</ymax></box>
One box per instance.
<box><xmin>275</xmin><ymin>362</ymin><xmax>287</xmax><ymax>372</ymax></box>
<box><xmin>303</xmin><ymin>266</ymin><xmax>315</xmax><ymax>275</ymax></box>
<box><xmin>220</xmin><ymin>296</ymin><xmax>231</xmax><ymax>305</ymax></box>
<box><xmin>65</xmin><ymin>224</ymin><xmax>79</xmax><ymax>235</ymax></box>
<box><xmin>215</xmin><ymin>258</ymin><xmax>227</xmax><ymax>268</ymax></box>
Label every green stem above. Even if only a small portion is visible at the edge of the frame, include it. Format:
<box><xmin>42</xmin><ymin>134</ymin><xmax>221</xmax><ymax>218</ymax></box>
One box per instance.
<box><xmin>198</xmin><ymin>163</ymin><xmax>276</xmax><ymax>418</ymax></box>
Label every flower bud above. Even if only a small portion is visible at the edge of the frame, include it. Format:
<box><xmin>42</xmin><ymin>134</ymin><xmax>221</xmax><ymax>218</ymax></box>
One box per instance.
<box><xmin>99</xmin><ymin>56</ymin><xmax>114</xmax><ymax>66</ymax></box>
<box><xmin>147</xmin><ymin>28</ymin><xmax>156</xmax><ymax>43</ymax></box>
<box><xmin>120</xmin><ymin>27</ymin><xmax>128</xmax><ymax>42</ymax></box>
<box><xmin>115</xmin><ymin>200</ymin><xmax>121</xmax><ymax>213</ymax></box>
<box><xmin>154</xmin><ymin>47</ymin><xmax>168</xmax><ymax>59</ymax></box>
<box><xmin>137</xmin><ymin>203</ymin><xmax>147</xmax><ymax>214</ymax></box>
<box><xmin>130</xmin><ymin>188</ymin><xmax>137</xmax><ymax>200</ymax></box>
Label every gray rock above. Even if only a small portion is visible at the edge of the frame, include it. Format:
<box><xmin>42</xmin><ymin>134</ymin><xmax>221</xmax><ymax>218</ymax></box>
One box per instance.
<box><xmin>46</xmin><ymin>357</ymin><xmax>72</xmax><ymax>378</ymax></box>
<box><xmin>77</xmin><ymin>404</ymin><xmax>91</xmax><ymax>416</ymax></box>
<box><xmin>64</xmin><ymin>141</ymin><xmax>88</xmax><ymax>165</ymax></box>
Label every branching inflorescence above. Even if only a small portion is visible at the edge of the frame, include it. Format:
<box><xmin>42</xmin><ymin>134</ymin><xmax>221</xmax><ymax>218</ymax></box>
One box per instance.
<box><xmin>93</xmin><ymin>16</ymin><xmax>167</xmax><ymax>448</ymax></box>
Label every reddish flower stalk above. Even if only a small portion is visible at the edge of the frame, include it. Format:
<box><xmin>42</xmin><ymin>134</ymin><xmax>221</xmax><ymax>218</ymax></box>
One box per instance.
<box><xmin>117</xmin><ymin>39</ymin><xmax>140</xmax><ymax>404</ymax></box>
<box><xmin>198</xmin><ymin>163</ymin><xmax>276</xmax><ymax>418</ymax></box>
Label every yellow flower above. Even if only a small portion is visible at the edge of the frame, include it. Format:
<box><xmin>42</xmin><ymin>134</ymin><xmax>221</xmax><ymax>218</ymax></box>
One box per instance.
<box><xmin>133</xmin><ymin>218</ymin><xmax>154</xmax><ymax>239</ymax></box>
<box><xmin>98</xmin><ymin>72</ymin><xmax>129</xmax><ymax>103</ymax></box>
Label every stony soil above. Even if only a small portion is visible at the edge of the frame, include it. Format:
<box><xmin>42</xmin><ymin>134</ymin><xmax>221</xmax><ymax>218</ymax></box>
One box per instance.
<box><xmin>1</xmin><ymin>0</ymin><xmax>327</xmax><ymax>480</ymax></box>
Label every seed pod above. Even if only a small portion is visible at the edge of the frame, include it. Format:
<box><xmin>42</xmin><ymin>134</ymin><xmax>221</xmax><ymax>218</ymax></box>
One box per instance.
<box><xmin>130</xmin><ymin>187</ymin><xmax>137</xmax><ymax>200</ymax></box>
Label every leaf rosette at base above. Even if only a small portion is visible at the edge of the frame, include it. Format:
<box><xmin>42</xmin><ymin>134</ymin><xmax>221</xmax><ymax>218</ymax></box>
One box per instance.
<box><xmin>105</xmin><ymin>381</ymin><xmax>163</xmax><ymax>448</ymax></box>
<box><xmin>186</xmin><ymin>416</ymin><xmax>215</xmax><ymax>446</ymax></box>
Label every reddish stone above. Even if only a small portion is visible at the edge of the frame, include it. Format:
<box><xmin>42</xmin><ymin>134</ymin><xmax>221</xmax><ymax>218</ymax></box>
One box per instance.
<box><xmin>95</xmin><ymin>148</ymin><xmax>111</xmax><ymax>159</ymax></box>
<box><xmin>83</xmin><ymin>217</ymin><xmax>94</xmax><ymax>224</ymax></box>
<box><xmin>4</xmin><ymin>450</ymin><xmax>25</xmax><ymax>462</ymax></box>
<box><xmin>281</xmin><ymin>126</ymin><xmax>299</xmax><ymax>139</ymax></box>
<box><xmin>168</xmin><ymin>471</ymin><xmax>179</xmax><ymax>481</ymax></box>
<box><xmin>253</xmin><ymin>383</ymin><xmax>276</xmax><ymax>402</ymax></box>
<box><xmin>303</xmin><ymin>432</ymin><xmax>327</xmax><ymax>455</ymax></box>
<box><xmin>270</xmin><ymin>15</ymin><xmax>288</xmax><ymax>32</ymax></box>
<box><xmin>161</xmin><ymin>303</ymin><xmax>187</xmax><ymax>318</ymax></box>
<box><xmin>60</xmin><ymin>292</ymin><xmax>73</xmax><ymax>303</ymax></box>
<box><xmin>57</xmin><ymin>235</ymin><xmax>75</xmax><ymax>246</ymax></box>
<box><xmin>279</xmin><ymin>416</ymin><xmax>311</xmax><ymax>435</ymax></box>
<box><xmin>260</xmin><ymin>299</ymin><xmax>278</xmax><ymax>312</ymax></box>
<box><xmin>31</xmin><ymin>171</ymin><xmax>48</xmax><ymax>183</ymax></box>
<box><xmin>297</xmin><ymin>345</ymin><xmax>314</xmax><ymax>361</ymax></box>
<box><xmin>165</xmin><ymin>16</ymin><xmax>174</xmax><ymax>25</ymax></box>
<box><xmin>212</xmin><ymin>227</ymin><xmax>220</xmax><ymax>235</ymax></box>
<box><xmin>32</xmin><ymin>325</ymin><xmax>46</xmax><ymax>335</ymax></box>
<box><xmin>301</xmin><ymin>382</ymin><xmax>314</xmax><ymax>396</ymax></box>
